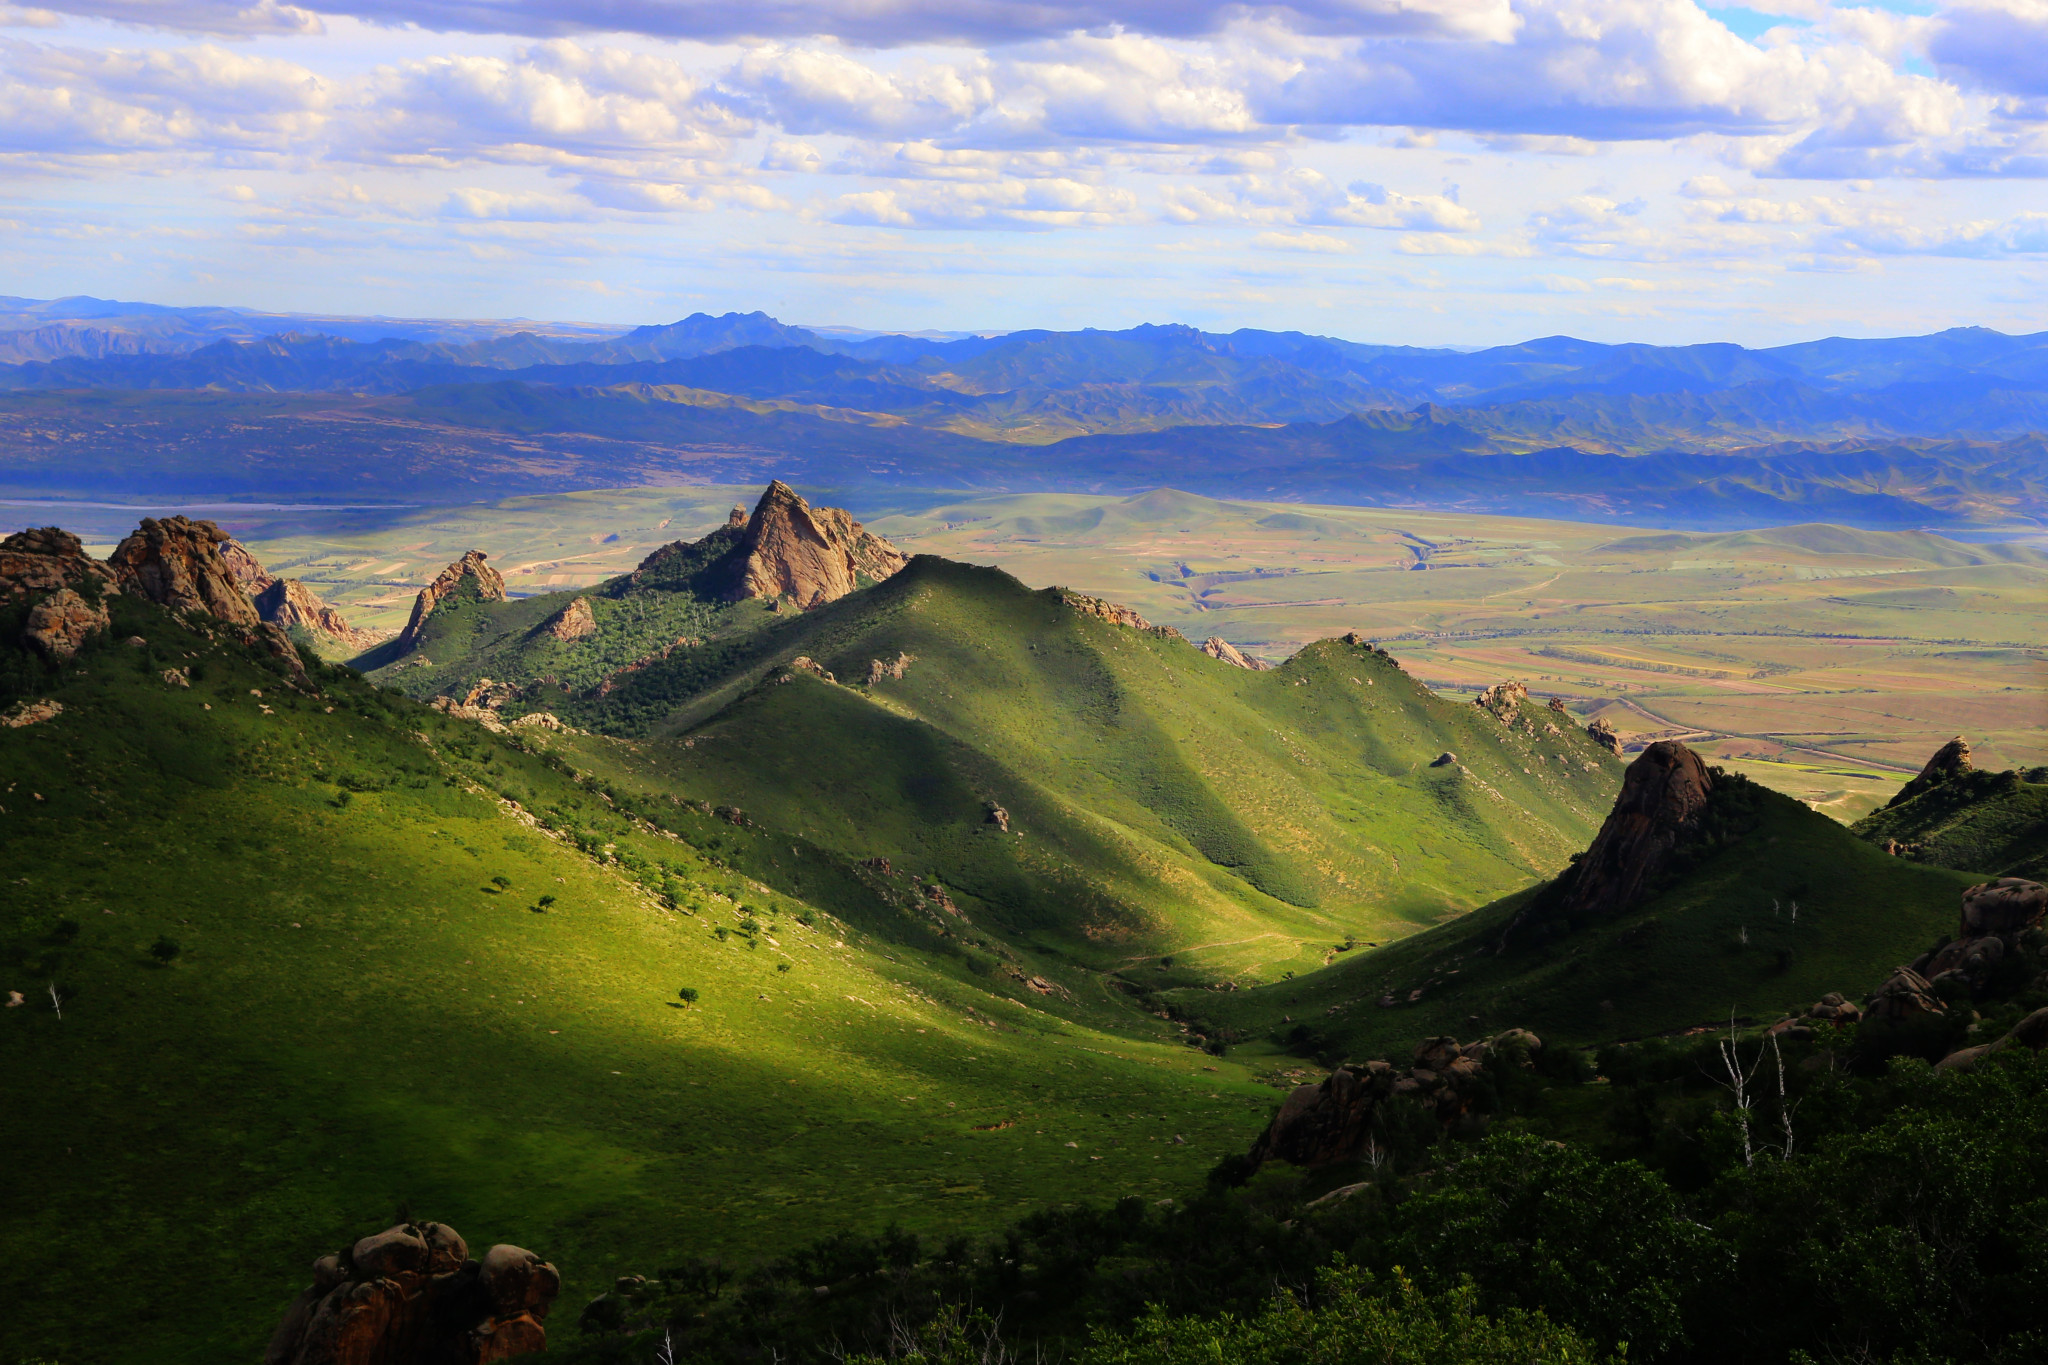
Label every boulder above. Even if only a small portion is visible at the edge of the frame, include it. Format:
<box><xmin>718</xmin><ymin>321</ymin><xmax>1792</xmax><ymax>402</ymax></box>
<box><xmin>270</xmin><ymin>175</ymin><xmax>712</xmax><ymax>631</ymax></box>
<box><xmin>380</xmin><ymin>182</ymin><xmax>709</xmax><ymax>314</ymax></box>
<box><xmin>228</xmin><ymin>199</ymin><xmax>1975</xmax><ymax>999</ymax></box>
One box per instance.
<box><xmin>1586</xmin><ymin>718</ymin><xmax>1623</xmax><ymax>755</ymax></box>
<box><xmin>543</xmin><ymin>597</ymin><xmax>598</xmax><ymax>642</ymax></box>
<box><xmin>107</xmin><ymin>516</ymin><xmax>261</xmax><ymax>626</ymax></box>
<box><xmin>725</xmin><ymin>480</ymin><xmax>907</xmax><ymax>609</ymax></box>
<box><xmin>1888</xmin><ymin>736</ymin><xmax>1974</xmax><ymax>808</ymax></box>
<box><xmin>24</xmin><ymin>587</ymin><xmax>108</xmax><ymax>660</ymax></box>
<box><xmin>986</xmin><ymin>801</ymin><xmax>1011</xmax><ymax>833</ymax></box>
<box><xmin>1959</xmin><ymin>878</ymin><xmax>2047</xmax><ymax>938</ymax></box>
<box><xmin>1867</xmin><ymin>966</ymin><xmax>1945</xmax><ymax>1023</ymax></box>
<box><xmin>396</xmin><ymin>552</ymin><xmax>506</xmax><ymax>651</ymax></box>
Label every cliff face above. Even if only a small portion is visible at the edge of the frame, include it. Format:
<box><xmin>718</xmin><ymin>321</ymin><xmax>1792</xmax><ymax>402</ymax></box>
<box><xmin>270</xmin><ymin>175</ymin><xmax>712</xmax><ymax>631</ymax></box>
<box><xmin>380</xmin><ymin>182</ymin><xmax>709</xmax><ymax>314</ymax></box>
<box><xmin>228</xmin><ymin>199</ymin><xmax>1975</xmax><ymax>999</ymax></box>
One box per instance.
<box><xmin>106</xmin><ymin>516</ymin><xmax>262</xmax><ymax>627</ymax></box>
<box><xmin>397</xmin><ymin>550</ymin><xmax>506</xmax><ymax>649</ymax></box>
<box><xmin>1</xmin><ymin>527</ymin><xmax>117</xmax><ymax>601</ymax></box>
<box><xmin>726</xmin><ymin>480</ymin><xmax>907</xmax><ymax>608</ymax></box>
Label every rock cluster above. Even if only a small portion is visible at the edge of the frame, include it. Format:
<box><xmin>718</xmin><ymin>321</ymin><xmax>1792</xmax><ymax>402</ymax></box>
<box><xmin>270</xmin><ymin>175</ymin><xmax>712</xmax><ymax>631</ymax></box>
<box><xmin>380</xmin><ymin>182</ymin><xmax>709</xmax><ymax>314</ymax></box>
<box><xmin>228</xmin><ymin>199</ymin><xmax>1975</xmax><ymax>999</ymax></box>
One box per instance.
<box><xmin>1888</xmin><ymin>736</ymin><xmax>1973</xmax><ymax>808</ymax></box>
<box><xmin>1053</xmin><ymin>589</ymin><xmax>1156</xmax><ymax>631</ymax></box>
<box><xmin>1247</xmin><ymin>1030</ymin><xmax>1542</xmax><ymax>1169</ymax></box>
<box><xmin>1199</xmin><ymin>636</ymin><xmax>1271</xmax><ymax>670</ymax></box>
<box><xmin>726</xmin><ymin>480</ymin><xmax>907</xmax><ymax>609</ymax></box>
<box><xmin>263</xmin><ymin>1220</ymin><xmax>558</xmax><ymax>1365</ymax></box>
<box><xmin>1586</xmin><ymin>718</ymin><xmax>1623</xmax><ymax>755</ymax></box>
<box><xmin>1</xmin><ymin>698</ymin><xmax>63</xmax><ymax>728</ymax></box>
<box><xmin>544</xmin><ymin>596</ymin><xmax>599</xmax><ymax>641</ymax></box>
<box><xmin>865</xmin><ymin>651</ymin><xmax>915</xmax><ymax>685</ymax></box>
<box><xmin>397</xmin><ymin>551</ymin><xmax>506</xmax><ymax>650</ymax></box>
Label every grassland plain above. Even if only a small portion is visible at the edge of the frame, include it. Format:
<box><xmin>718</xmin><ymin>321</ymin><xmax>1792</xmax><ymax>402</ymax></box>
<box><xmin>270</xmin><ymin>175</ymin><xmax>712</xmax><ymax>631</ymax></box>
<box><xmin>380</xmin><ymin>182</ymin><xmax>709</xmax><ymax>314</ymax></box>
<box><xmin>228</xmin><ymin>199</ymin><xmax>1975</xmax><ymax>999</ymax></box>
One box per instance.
<box><xmin>369</xmin><ymin>553</ymin><xmax>1623</xmax><ymax>984</ymax></box>
<box><xmin>233</xmin><ymin>485</ymin><xmax>2046</xmax><ymax>818</ymax></box>
<box><xmin>0</xmin><ymin>594</ymin><xmax>1292</xmax><ymax>1365</ymax></box>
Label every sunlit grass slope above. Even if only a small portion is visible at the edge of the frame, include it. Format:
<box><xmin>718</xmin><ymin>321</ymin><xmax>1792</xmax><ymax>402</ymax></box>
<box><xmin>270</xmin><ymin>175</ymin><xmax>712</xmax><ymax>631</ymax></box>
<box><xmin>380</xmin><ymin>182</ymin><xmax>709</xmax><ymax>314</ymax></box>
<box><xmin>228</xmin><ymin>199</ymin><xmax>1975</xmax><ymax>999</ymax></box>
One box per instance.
<box><xmin>1188</xmin><ymin>779</ymin><xmax>1976</xmax><ymax>1062</ymax></box>
<box><xmin>0</xmin><ymin>596</ymin><xmax>1282</xmax><ymax>1365</ymax></box>
<box><xmin>492</xmin><ymin>557</ymin><xmax>1621</xmax><ymax>984</ymax></box>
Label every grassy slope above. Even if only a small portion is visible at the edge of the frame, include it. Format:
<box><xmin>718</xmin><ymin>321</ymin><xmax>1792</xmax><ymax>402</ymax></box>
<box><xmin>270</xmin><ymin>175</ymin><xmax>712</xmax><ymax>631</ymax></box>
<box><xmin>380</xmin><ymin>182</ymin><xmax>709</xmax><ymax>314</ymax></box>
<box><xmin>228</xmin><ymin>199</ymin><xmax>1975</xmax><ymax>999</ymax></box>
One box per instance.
<box><xmin>1851</xmin><ymin>770</ymin><xmax>2048</xmax><ymax>879</ymax></box>
<box><xmin>1188</xmin><ymin>780</ymin><xmax>1978</xmax><ymax>1061</ymax></box>
<box><xmin>0</xmin><ymin>598</ymin><xmax>1284</xmax><ymax>1365</ymax></box>
<box><xmin>427</xmin><ymin>556</ymin><xmax>1620</xmax><ymax>984</ymax></box>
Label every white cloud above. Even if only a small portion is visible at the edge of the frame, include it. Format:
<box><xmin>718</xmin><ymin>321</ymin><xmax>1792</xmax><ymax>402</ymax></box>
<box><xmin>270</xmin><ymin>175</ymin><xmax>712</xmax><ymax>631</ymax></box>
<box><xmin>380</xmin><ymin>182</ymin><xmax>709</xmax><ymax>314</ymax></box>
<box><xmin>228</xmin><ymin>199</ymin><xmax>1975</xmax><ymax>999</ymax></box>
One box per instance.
<box><xmin>1254</xmin><ymin>228</ymin><xmax>1352</xmax><ymax>251</ymax></box>
<box><xmin>1161</xmin><ymin>168</ymin><xmax>1478</xmax><ymax>230</ymax></box>
<box><xmin>826</xmin><ymin>177</ymin><xmax>1137</xmax><ymax>229</ymax></box>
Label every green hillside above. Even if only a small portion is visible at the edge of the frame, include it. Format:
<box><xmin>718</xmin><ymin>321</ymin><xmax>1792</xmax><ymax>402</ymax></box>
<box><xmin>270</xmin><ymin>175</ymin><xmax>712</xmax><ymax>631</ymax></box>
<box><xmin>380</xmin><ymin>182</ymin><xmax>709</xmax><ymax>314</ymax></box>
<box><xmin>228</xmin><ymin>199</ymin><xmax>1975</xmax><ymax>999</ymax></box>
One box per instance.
<box><xmin>1189</xmin><ymin>770</ymin><xmax>1978</xmax><ymax>1062</ymax></box>
<box><xmin>1853</xmin><ymin>767</ymin><xmax>2048</xmax><ymax>879</ymax></box>
<box><xmin>0</xmin><ymin>589</ymin><xmax>1289</xmax><ymax>1365</ymax></box>
<box><xmin>372</xmin><ymin>553</ymin><xmax>1623</xmax><ymax>982</ymax></box>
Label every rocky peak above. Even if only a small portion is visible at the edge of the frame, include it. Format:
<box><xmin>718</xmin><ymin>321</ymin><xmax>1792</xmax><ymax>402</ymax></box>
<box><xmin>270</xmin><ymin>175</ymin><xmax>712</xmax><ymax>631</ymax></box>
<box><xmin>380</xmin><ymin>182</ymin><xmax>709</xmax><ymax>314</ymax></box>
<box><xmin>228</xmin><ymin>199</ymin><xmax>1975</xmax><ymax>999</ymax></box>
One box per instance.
<box><xmin>219</xmin><ymin>538</ymin><xmax>277</xmax><ymax>596</ymax></box>
<box><xmin>1503</xmin><ymin>741</ymin><xmax>1714</xmax><ymax>947</ymax></box>
<box><xmin>727</xmin><ymin>504</ymin><xmax>747</xmax><ymax>528</ymax></box>
<box><xmin>397</xmin><ymin>550</ymin><xmax>506</xmax><ymax>649</ymax></box>
<box><xmin>106</xmin><ymin>516</ymin><xmax>262</xmax><ymax>626</ymax></box>
<box><xmin>1475</xmin><ymin>680</ymin><xmax>1529</xmax><ymax>722</ymax></box>
<box><xmin>2</xmin><ymin>525</ymin><xmax>118</xmax><ymax>600</ymax></box>
<box><xmin>728</xmin><ymin>480</ymin><xmax>907</xmax><ymax>608</ymax></box>
<box><xmin>1888</xmin><ymin>736</ymin><xmax>1974</xmax><ymax>808</ymax></box>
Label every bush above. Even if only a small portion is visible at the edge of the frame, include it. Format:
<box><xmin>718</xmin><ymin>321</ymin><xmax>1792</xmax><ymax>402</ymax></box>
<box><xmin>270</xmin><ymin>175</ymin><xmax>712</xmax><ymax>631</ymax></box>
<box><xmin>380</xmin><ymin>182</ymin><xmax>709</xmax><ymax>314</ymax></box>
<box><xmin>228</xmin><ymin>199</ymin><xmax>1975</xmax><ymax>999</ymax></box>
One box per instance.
<box><xmin>150</xmin><ymin>936</ymin><xmax>181</xmax><ymax>963</ymax></box>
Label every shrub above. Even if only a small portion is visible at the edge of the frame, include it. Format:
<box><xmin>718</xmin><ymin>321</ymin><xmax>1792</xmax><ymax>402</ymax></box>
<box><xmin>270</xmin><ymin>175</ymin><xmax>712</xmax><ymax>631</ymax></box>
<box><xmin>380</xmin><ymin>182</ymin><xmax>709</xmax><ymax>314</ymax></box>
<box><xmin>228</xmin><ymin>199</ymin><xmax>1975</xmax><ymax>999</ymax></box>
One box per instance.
<box><xmin>150</xmin><ymin>936</ymin><xmax>181</xmax><ymax>963</ymax></box>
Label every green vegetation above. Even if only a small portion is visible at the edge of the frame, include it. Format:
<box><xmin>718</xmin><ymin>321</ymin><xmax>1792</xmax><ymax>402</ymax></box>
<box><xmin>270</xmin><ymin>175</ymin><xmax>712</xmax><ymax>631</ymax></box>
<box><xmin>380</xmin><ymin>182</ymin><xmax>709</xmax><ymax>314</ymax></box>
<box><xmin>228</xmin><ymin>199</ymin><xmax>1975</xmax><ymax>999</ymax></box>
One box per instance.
<box><xmin>1854</xmin><ymin>767</ymin><xmax>2048</xmax><ymax>879</ymax></box>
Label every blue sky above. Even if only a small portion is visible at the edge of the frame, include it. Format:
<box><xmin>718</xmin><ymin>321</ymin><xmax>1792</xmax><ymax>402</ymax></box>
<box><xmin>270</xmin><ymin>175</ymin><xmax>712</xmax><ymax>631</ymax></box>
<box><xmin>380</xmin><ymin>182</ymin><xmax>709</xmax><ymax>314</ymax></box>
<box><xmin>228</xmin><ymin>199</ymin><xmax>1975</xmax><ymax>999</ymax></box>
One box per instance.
<box><xmin>1</xmin><ymin>0</ymin><xmax>2043</xmax><ymax>345</ymax></box>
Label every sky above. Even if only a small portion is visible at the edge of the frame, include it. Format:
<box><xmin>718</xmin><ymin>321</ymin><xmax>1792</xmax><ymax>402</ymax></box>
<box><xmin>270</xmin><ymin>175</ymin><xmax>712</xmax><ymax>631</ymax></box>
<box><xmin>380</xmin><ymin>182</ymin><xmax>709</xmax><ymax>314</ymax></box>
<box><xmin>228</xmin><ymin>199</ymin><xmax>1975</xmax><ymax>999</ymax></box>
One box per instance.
<box><xmin>1</xmin><ymin>0</ymin><xmax>2045</xmax><ymax>346</ymax></box>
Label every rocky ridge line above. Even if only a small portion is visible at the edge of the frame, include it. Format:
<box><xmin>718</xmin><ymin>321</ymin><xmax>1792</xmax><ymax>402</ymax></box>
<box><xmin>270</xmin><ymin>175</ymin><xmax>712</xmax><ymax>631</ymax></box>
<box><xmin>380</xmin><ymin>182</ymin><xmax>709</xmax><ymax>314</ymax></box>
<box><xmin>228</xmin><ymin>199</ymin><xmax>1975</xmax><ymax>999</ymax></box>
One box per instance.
<box><xmin>397</xmin><ymin>550</ymin><xmax>506</xmax><ymax>650</ymax></box>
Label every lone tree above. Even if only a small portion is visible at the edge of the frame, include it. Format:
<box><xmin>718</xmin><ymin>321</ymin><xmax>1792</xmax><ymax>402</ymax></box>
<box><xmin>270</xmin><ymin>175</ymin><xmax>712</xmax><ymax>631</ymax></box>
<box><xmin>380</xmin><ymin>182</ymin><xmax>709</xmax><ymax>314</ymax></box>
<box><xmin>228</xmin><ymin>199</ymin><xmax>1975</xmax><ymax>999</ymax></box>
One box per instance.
<box><xmin>677</xmin><ymin>987</ymin><xmax>700</xmax><ymax>1008</ymax></box>
<box><xmin>151</xmin><ymin>936</ymin><xmax>181</xmax><ymax>964</ymax></box>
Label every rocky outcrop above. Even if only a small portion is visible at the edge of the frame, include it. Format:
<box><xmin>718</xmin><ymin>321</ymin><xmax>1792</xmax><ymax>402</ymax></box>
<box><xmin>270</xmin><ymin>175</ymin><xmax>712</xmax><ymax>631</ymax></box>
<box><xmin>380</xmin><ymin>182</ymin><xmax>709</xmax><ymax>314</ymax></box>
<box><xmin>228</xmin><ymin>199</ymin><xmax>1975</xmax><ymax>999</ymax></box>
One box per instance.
<box><xmin>2</xmin><ymin>698</ymin><xmax>63</xmax><ymax>728</ymax></box>
<box><xmin>1</xmin><ymin>527</ymin><xmax>117</xmax><ymax>600</ymax></box>
<box><xmin>1548</xmin><ymin>697</ymin><xmax>1569</xmax><ymax>715</ymax></box>
<box><xmin>986</xmin><ymin>801</ymin><xmax>1010</xmax><ymax>833</ymax></box>
<box><xmin>397</xmin><ymin>551</ymin><xmax>505</xmax><ymax>650</ymax></box>
<box><xmin>543</xmin><ymin>596</ymin><xmax>598</xmax><ymax>642</ymax></box>
<box><xmin>1586</xmin><ymin>718</ymin><xmax>1623</xmax><ymax>755</ymax></box>
<box><xmin>726</xmin><ymin>504</ymin><xmax>747</xmax><ymax>529</ymax></box>
<box><xmin>1475</xmin><ymin>680</ymin><xmax>1528</xmax><ymax>722</ymax></box>
<box><xmin>1055</xmin><ymin>589</ymin><xmax>1154</xmax><ymax>630</ymax></box>
<box><xmin>1247</xmin><ymin>1030</ymin><xmax>1541</xmax><ymax>1169</ymax></box>
<box><xmin>263</xmin><ymin>1220</ymin><xmax>557</xmax><ymax>1365</ymax></box>
<box><xmin>107</xmin><ymin>516</ymin><xmax>262</xmax><ymax>626</ymax></box>
<box><xmin>1502</xmin><ymin>742</ymin><xmax>1714</xmax><ymax>946</ymax></box>
<box><xmin>865</xmin><ymin>651</ymin><xmax>915</xmax><ymax>685</ymax></box>
<box><xmin>725</xmin><ymin>480</ymin><xmax>907</xmax><ymax>609</ymax></box>
<box><xmin>24</xmin><ymin>587</ymin><xmax>109</xmax><ymax>660</ymax></box>
<box><xmin>1889</xmin><ymin>736</ymin><xmax>1973</xmax><ymax>808</ymax></box>
<box><xmin>1200</xmin><ymin>636</ymin><xmax>1270</xmax><ymax>670</ymax></box>
<box><xmin>255</xmin><ymin>578</ymin><xmax>382</xmax><ymax>651</ymax></box>
<box><xmin>1907</xmin><ymin>878</ymin><xmax>2048</xmax><ymax>997</ymax></box>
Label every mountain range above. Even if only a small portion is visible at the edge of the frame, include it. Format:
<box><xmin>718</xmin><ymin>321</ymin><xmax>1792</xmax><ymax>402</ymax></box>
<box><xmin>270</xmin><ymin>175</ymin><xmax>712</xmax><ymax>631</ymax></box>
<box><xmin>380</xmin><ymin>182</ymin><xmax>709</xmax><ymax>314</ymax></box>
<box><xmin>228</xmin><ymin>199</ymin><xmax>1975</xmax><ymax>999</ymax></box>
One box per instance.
<box><xmin>3</xmin><ymin>301</ymin><xmax>2047</xmax><ymax>530</ymax></box>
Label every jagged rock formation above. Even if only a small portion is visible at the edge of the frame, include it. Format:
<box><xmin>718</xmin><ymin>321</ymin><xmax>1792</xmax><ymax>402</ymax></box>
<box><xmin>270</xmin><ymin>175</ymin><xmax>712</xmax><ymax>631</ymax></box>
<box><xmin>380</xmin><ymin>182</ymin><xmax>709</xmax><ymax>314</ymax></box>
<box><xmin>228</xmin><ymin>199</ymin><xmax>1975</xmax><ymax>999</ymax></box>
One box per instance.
<box><xmin>256</xmin><ymin>579</ymin><xmax>382</xmax><ymax>650</ymax></box>
<box><xmin>1586</xmin><ymin>717</ymin><xmax>1622</xmax><ymax>755</ymax></box>
<box><xmin>726</xmin><ymin>504</ymin><xmax>747</xmax><ymax>528</ymax></box>
<box><xmin>1474</xmin><ymin>680</ymin><xmax>1529</xmax><ymax>722</ymax></box>
<box><xmin>1890</xmin><ymin>736</ymin><xmax>1973</xmax><ymax>808</ymax></box>
<box><xmin>398</xmin><ymin>551</ymin><xmax>505</xmax><ymax>650</ymax></box>
<box><xmin>107</xmin><ymin>516</ymin><xmax>263</xmax><ymax>626</ymax></box>
<box><xmin>725</xmin><ymin>480</ymin><xmax>907</xmax><ymax>608</ymax></box>
<box><xmin>1501</xmin><ymin>741</ymin><xmax>1714</xmax><ymax>946</ymax></box>
<box><xmin>1</xmin><ymin>527</ymin><xmax>117</xmax><ymax>600</ymax></box>
<box><xmin>544</xmin><ymin>596</ymin><xmax>598</xmax><ymax>641</ymax></box>
<box><xmin>1199</xmin><ymin>636</ymin><xmax>1270</xmax><ymax>670</ymax></box>
<box><xmin>1247</xmin><ymin>1030</ymin><xmax>1541</xmax><ymax>1169</ymax></box>
<box><xmin>1548</xmin><ymin>697</ymin><xmax>1569</xmax><ymax>715</ymax></box>
<box><xmin>23</xmin><ymin>588</ymin><xmax>109</xmax><ymax>660</ymax></box>
<box><xmin>790</xmin><ymin>655</ymin><xmax>835</xmax><ymax>682</ymax></box>
<box><xmin>986</xmin><ymin>801</ymin><xmax>1010</xmax><ymax>833</ymax></box>
<box><xmin>263</xmin><ymin>1220</ymin><xmax>557</xmax><ymax>1365</ymax></box>
<box><xmin>865</xmin><ymin>651</ymin><xmax>915</xmax><ymax>685</ymax></box>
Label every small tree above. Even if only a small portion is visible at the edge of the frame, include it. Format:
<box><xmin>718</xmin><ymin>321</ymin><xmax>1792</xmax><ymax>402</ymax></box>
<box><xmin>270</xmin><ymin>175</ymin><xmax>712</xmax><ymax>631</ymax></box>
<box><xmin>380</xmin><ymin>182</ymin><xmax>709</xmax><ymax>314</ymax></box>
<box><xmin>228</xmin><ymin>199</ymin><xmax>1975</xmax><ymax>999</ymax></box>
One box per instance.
<box><xmin>151</xmin><ymin>936</ymin><xmax>182</xmax><ymax>964</ymax></box>
<box><xmin>677</xmin><ymin>986</ymin><xmax>700</xmax><ymax>1007</ymax></box>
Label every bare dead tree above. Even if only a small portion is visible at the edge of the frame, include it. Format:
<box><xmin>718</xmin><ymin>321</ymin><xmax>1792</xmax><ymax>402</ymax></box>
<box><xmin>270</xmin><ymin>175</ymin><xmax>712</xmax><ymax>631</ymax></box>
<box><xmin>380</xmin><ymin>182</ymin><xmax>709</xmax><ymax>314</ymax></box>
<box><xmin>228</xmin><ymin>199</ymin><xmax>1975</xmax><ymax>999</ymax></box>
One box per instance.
<box><xmin>1362</xmin><ymin>1136</ymin><xmax>1388</xmax><ymax>1176</ymax></box>
<box><xmin>654</xmin><ymin>1329</ymin><xmax>676</xmax><ymax>1365</ymax></box>
<box><xmin>47</xmin><ymin>981</ymin><xmax>62</xmax><ymax>1021</ymax></box>
<box><xmin>1768</xmin><ymin>1030</ymin><xmax>1798</xmax><ymax>1160</ymax></box>
<box><xmin>1710</xmin><ymin>1010</ymin><xmax>1761</xmax><ymax>1168</ymax></box>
